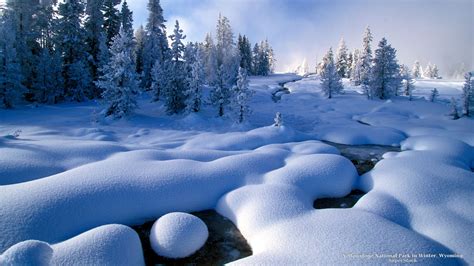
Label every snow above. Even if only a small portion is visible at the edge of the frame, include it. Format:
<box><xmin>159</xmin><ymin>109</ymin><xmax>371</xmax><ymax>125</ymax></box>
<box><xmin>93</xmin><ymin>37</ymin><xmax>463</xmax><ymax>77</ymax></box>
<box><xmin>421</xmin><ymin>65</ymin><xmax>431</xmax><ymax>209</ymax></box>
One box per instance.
<box><xmin>150</xmin><ymin>212</ymin><xmax>208</xmax><ymax>258</ymax></box>
<box><xmin>1</xmin><ymin>74</ymin><xmax>473</xmax><ymax>264</ymax></box>
<box><xmin>0</xmin><ymin>224</ymin><xmax>144</xmax><ymax>265</ymax></box>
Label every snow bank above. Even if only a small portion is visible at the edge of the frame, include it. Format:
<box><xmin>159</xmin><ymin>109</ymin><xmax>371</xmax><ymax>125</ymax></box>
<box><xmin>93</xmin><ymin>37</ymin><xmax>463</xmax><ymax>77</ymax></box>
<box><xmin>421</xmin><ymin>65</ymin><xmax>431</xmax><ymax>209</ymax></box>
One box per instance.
<box><xmin>0</xmin><ymin>224</ymin><xmax>144</xmax><ymax>265</ymax></box>
<box><xmin>150</xmin><ymin>212</ymin><xmax>208</xmax><ymax>258</ymax></box>
<box><xmin>357</xmin><ymin>136</ymin><xmax>474</xmax><ymax>264</ymax></box>
<box><xmin>182</xmin><ymin>125</ymin><xmax>303</xmax><ymax>150</ymax></box>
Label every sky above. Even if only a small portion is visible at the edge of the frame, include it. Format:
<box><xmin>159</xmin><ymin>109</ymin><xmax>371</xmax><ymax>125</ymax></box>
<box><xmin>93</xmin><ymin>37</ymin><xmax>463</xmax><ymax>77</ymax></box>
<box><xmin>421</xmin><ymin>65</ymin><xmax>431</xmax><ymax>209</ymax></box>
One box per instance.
<box><xmin>0</xmin><ymin>0</ymin><xmax>471</xmax><ymax>76</ymax></box>
<box><xmin>126</xmin><ymin>0</ymin><xmax>473</xmax><ymax>77</ymax></box>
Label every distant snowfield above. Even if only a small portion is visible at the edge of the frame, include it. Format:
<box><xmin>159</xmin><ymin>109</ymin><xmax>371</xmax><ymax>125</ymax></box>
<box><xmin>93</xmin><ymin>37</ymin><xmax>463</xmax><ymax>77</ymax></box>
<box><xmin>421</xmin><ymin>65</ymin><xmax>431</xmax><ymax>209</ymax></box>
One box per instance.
<box><xmin>0</xmin><ymin>74</ymin><xmax>473</xmax><ymax>265</ymax></box>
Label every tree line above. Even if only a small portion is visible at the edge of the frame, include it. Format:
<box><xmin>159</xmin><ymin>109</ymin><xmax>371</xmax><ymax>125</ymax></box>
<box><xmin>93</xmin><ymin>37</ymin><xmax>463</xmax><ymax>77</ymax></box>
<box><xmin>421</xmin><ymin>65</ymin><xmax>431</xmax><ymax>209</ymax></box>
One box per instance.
<box><xmin>0</xmin><ymin>0</ymin><xmax>274</xmax><ymax>122</ymax></box>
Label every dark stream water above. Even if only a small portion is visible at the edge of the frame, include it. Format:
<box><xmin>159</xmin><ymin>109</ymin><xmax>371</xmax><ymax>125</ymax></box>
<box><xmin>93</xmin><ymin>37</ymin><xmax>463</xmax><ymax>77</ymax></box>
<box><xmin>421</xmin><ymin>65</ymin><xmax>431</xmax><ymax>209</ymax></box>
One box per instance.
<box><xmin>132</xmin><ymin>142</ymin><xmax>400</xmax><ymax>264</ymax></box>
<box><xmin>132</xmin><ymin>210</ymin><xmax>252</xmax><ymax>266</ymax></box>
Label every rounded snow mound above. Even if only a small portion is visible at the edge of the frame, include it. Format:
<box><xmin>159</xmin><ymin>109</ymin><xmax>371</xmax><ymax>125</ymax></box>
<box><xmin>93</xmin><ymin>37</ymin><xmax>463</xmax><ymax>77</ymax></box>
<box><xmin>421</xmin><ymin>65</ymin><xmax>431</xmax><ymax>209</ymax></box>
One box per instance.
<box><xmin>150</xmin><ymin>212</ymin><xmax>208</xmax><ymax>259</ymax></box>
<box><xmin>0</xmin><ymin>240</ymin><xmax>52</xmax><ymax>266</ymax></box>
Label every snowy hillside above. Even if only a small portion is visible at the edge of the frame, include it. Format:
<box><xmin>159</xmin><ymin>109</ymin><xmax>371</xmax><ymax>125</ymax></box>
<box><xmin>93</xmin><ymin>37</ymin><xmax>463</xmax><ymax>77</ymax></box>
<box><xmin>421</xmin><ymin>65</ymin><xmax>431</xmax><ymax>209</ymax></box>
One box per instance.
<box><xmin>1</xmin><ymin>74</ymin><xmax>473</xmax><ymax>265</ymax></box>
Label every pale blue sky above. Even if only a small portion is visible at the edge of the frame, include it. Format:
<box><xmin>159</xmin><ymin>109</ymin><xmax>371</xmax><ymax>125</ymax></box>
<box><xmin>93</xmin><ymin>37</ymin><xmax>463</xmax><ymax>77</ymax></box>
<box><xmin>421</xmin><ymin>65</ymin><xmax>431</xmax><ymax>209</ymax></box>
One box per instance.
<box><xmin>127</xmin><ymin>0</ymin><xmax>473</xmax><ymax>75</ymax></box>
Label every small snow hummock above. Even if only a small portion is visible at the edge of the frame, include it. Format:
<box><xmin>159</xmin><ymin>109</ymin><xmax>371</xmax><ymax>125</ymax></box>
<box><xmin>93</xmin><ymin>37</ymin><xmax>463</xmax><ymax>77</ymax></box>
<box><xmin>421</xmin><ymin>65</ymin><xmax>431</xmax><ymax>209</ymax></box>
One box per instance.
<box><xmin>150</xmin><ymin>212</ymin><xmax>208</xmax><ymax>259</ymax></box>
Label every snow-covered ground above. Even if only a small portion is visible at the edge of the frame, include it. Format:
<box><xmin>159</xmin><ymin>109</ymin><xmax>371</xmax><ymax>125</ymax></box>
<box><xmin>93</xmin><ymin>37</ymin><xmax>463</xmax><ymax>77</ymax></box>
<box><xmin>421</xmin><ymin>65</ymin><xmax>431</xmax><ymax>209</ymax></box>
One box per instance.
<box><xmin>1</xmin><ymin>74</ymin><xmax>473</xmax><ymax>265</ymax></box>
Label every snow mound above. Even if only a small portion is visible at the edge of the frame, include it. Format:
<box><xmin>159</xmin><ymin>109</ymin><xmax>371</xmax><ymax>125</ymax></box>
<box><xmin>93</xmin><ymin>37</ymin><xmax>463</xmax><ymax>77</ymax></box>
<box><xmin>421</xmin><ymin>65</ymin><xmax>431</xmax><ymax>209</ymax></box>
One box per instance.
<box><xmin>0</xmin><ymin>240</ymin><xmax>52</xmax><ymax>266</ymax></box>
<box><xmin>401</xmin><ymin>136</ymin><xmax>474</xmax><ymax>167</ymax></box>
<box><xmin>0</xmin><ymin>224</ymin><xmax>144</xmax><ymax>265</ymax></box>
<box><xmin>182</xmin><ymin>125</ymin><xmax>301</xmax><ymax>150</ymax></box>
<box><xmin>357</xmin><ymin>136</ymin><xmax>474</xmax><ymax>264</ymax></box>
<box><xmin>318</xmin><ymin>124</ymin><xmax>406</xmax><ymax>146</ymax></box>
<box><xmin>265</xmin><ymin>154</ymin><xmax>357</xmax><ymax>199</ymax></box>
<box><xmin>52</xmin><ymin>224</ymin><xmax>144</xmax><ymax>265</ymax></box>
<box><xmin>150</xmin><ymin>212</ymin><xmax>208</xmax><ymax>259</ymax></box>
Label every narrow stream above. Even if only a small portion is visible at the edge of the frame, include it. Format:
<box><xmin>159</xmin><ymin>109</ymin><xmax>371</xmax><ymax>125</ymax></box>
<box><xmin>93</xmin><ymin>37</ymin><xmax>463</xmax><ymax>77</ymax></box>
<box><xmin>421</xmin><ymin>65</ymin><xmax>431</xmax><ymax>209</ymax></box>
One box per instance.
<box><xmin>314</xmin><ymin>141</ymin><xmax>401</xmax><ymax>209</ymax></box>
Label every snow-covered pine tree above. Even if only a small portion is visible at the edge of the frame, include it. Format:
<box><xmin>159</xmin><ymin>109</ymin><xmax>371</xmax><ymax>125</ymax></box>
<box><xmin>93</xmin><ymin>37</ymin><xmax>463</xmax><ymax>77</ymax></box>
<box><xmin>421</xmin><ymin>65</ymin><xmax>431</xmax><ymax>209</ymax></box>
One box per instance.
<box><xmin>150</xmin><ymin>58</ymin><xmax>171</xmax><ymax>101</ymax></box>
<box><xmin>56</xmin><ymin>0</ymin><xmax>93</xmax><ymax>101</ymax></box>
<box><xmin>450</xmin><ymin>97</ymin><xmax>459</xmax><ymax>120</ymax></box>
<box><xmin>399</xmin><ymin>64</ymin><xmax>414</xmax><ymax>98</ymax></box>
<box><xmin>102</xmin><ymin>0</ymin><xmax>121</xmax><ymax>46</ymax></box>
<box><xmin>33</xmin><ymin>49</ymin><xmax>64</xmax><ymax>104</ymax></box>
<box><xmin>96</xmin><ymin>27</ymin><xmax>139</xmax><ymax>119</ymax></box>
<box><xmin>120</xmin><ymin>1</ymin><xmax>133</xmax><ymax>36</ymax></box>
<box><xmin>5</xmin><ymin>0</ymin><xmax>37</xmax><ymax>90</ymax></box>
<box><xmin>31</xmin><ymin>3</ymin><xmax>64</xmax><ymax>102</ymax></box>
<box><xmin>346</xmin><ymin>52</ymin><xmax>353</xmax><ymax>78</ymax></box>
<box><xmin>335</xmin><ymin>37</ymin><xmax>349</xmax><ymax>78</ymax></box>
<box><xmin>262</xmin><ymin>39</ymin><xmax>275</xmax><ymax>74</ymax></box>
<box><xmin>424</xmin><ymin>63</ymin><xmax>433</xmax><ymax>78</ymax></box>
<box><xmin>141</xmin><ymin>0</ymin><xmax>169</xmax><ymax>90</ymax></box>
<box><xmin>0</xmin><ymin>11</ymin><xmax>26</xmax><ymax>108</ymax></box>
<box><xmin>274</xmin><ymin>112</ymin><xmax>283</xmax><ymax>127</ymax></box>
<box><xmin>462</xmin><ymin>72</ymin><xmax>472</xmax><ymax>116</ymax></box>
<box><xmin>359</xmin><ymin>26</ymin><xmax>373</xmax><ymax>98</ymax></box>
<box><xmin>232</xmin><ymin>67</ymin><xmax>254</xmax><ymax>123</ymax></box>
<box><xmin>203</xmin><ymin>33</ymin><xmax>218</xmax><ymax>85</ymax></box>
<box><xmin>320</xmin><ymin>48</ymin><xmax>343</xmax><ymax>99</ymax></box>
<box><xmin>252</xmin><ymin>43</ymin><xmax>260</xmax><ymax>75</ymax></box>
<box><xmin>350</xmin><ymin>49</ymin><xmax>361</xmax><ymax>85</ymax></box>
<box><xmin>429</xmin><ymin>88</ymin><xmax>439</xmax><ymax>102</ymax></box>
<box><xmin>163</xmin><ymin>20</ymin><xmax>187</xmax><ymax>114</ymax></box>
<box><xmin>412</xmin><ymin>61</ymin><xmax>421</xmax><ymax>78</ymax></box>
<box><xmin>85</xmin><ymin>0</ymin><xmax>108</xmax><ymax>97</ymax></box>
<box><xmin>134</xmin><ymin>25</ymin><xmax>145</xmax><ymax>74</ymax></box>
<box><xmin>238</xmin><ymin>34</ymin><xmax>253</xmax><ymax>73</ymax></box>
<box><xmin>211</xmin><ymin>14</ymin><xmax>239</xmax><ymax>116</ymax></box>
<box><xmin>431</xmin><ymin>64</ymin><xmax>439</xmax><ymax>79</ymax></box>
<box><xmin>369</xmin><ymin>38</ymin><xmax>401</xmax><ymax>100</ymax></box>
<box><xmin>185</xmin><ymin>49</ymin><xmax>204</xmax><ymax>113</ymax></box>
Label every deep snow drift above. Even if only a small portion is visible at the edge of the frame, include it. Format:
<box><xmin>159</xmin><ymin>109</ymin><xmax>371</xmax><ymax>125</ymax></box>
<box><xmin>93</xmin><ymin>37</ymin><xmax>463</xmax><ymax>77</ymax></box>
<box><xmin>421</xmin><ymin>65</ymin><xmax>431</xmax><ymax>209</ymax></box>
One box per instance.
<box><xmin>0</xmin><ymin>74</ymin><xmax>473</xmax><ymax>264</ymax></box>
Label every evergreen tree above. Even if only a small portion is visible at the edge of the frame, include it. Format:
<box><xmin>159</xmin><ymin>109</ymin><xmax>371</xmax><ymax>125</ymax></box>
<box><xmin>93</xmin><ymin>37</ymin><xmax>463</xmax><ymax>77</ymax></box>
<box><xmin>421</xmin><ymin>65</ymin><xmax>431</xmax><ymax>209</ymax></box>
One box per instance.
<box><xmin>238</xmin><ymin>34</ymin><xmax>252</xmax><ymax>73</ymax></box>
<box><xmin>102</xmin><ymin>0</ymin><xmax>121</xmax><ymax>46</ymax></box>
<box><xmin>211</xmin><ymin>65</ymin><xmax>232</xmax><ymax>116</ymax></box>
<box><xmin>252</xmin><ymin>43</ymin><xmax>260</xmax><ymax>75</ymax></box>
<box><xmin>412</xmin><ymin>60</ymin><xmax>421</xmax><ymax>78</ymax></box>
<box><xmin>211</xmin><ymin>14</ymin><xmax>239</xmax><ymax>116</ymax></box>
<box><xmin>96</xmin><ymin>27</ymin><xmax>139</xmax><ymax>119</ymax></box>
<box><xmin>359</xmin><ymin>26</ymin><xmax>373</xmax><ymax>97</ymax></box>
<box><xmin>185</xmin><ymin>49</ymin><xmax>204</xmax><ymax>113</ymax></box>
<box><xmin>346</xmin><ymin>52</ymin><xmax>353</xmax><ymax>78</ymax></box>
<box><xmin>429</xmin><ymin>88</ymin><xmax>439</xmax><ymax>102</ymax></box>
<box><xmin>141</xmin><ymin>0</ymin><xmax>169</xmax><ymax>90</ymax></box>
<box><xmin>120</xmin><ymin>1</ymin><xmax>133</xmax><ymax>35</ymax></box>
<box><xmin>0</xmin><ymin>11</ymin><xmax>26</xmax><ymax>108</ymax></box>
<box><xmin>134</xmin><ymin>25</ymin><xmax>145</xmax><ymax>74</ymax></box>
<box><xmin>400</xmin><ymin>64</ymin><xmax>414</xmax><ymax>98</ymax></box>
<box><xmin>462</xmin><ymin>72</ymin><xmax>472</xmax><ymax>116</ymax></box>
<box><xmin>232</xmin><ymin>67</ymin><xmax>254</xmax><ymax>123</ymax></box>
<box><xmin>6</xmin><ymin>0</ymin><xmax>37</xmax><ymax>90</ymax></box>
<box><xmin>203</xmin><ymin>33</ymin><xmax>218</xmax><ymax>85</ymax></box>
<box><xmin>85</xmin><ymin>0</ymin><xmax>108</xmax><ymax>97</ymax></box>
<box><xmin>450</xmin><ymin>97</ymin><xmax>459</xmax><ymax>120</ymax></box>
<box><xmin>350</xmin><ymin>49</ymin><xmax>361</xmax><ymax>84</ymax></box>
<box><xmin>57</xmin><ymin>0</ymin><xmax>93</xmax><ymax>101</ymax></box>
<box><xmin>369</xmin><ymin>38</ymin><xmax>401</xmax><ymax>100</ymax></box>
<box><xmin>335</xmin><ymin>37</ymin><xmax>349</xmax><ymax>78</ymax></box>
<box><xmin>163</xmin><ymin>20</ymin><xmax>187</xmax><ymax>114</ymax></box>
<box><xmin>431</xmin><ymin>64</ymin><xmax>439</xmax><ymax>79</ymax></box>
<box><xmin>320</xmin><ymin>48</ymin><xmax>343</xmax><ymax>99</ymax></box>
<box><xmin>262</xmin><ymin>39</ymin><xmax>275</xmax><ymax>74</ymax></box>
<box><xmin>33</xmin><ymin>49</ymin><xmax>64</xmax><ymax>104</ymax></box>
<box><xmin>274</xmin><ymin>112</ymin><xmax>283</xmax><ymax>127</ymax></box>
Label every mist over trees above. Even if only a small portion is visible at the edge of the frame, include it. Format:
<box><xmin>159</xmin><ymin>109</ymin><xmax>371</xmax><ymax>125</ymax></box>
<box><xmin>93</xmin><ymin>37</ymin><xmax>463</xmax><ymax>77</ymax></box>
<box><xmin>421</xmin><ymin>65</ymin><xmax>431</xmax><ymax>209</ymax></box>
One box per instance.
<box><xmin>0</xmin><ymin>0</ymin><xmax>273</xmax><ymax>122</ymax></box>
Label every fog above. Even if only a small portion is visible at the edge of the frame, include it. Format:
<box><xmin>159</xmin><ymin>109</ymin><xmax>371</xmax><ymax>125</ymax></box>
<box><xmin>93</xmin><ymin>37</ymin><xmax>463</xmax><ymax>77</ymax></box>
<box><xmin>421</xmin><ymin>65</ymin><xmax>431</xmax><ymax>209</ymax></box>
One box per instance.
<box><xmin>1</xmin><ymin>0</ymin><xmax>471</xmax><ymax>76</ymax></box>
<box><xmin>126</xmin><ymin>0</ymin><xmax>473</xmax><ymax>77</ymax></box>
